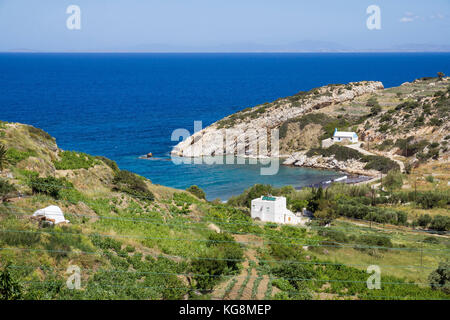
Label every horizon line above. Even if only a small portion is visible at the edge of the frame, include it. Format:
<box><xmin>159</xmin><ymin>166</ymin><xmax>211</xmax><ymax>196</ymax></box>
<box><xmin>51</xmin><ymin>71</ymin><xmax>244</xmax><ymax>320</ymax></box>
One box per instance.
<box><xmin>2</xmin><ymin>50</ymin><xmax>450</xmax><ymax>54</ymax></box>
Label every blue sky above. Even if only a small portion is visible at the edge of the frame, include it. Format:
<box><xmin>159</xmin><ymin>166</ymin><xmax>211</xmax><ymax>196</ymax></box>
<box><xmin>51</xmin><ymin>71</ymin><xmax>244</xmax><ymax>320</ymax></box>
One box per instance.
<box><xmin>0</xmin><ymin>0</ymin><xmax>449</xmax><ymax>51</ymax></box>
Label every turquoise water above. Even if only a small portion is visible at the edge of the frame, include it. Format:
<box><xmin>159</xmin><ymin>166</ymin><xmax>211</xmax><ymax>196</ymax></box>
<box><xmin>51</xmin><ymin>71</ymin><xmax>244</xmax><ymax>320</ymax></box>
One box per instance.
<box><xmin>0</xmin><ymin>53</ymin><xmax>448</xmax><ymax>199</ymax></box>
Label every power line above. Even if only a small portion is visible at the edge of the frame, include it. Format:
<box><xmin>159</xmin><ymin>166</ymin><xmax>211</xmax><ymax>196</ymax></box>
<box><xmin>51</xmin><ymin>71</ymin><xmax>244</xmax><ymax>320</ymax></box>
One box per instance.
<box><xmin>21</xmin><ymin>280</ymin><xmax>449</xmax><ymax>300</ymax></box>
<box><xmin>3</xmin><ymin>202</ymin><xmax>448</xmax><ymax>245</ymax></box>
<box><xmin>1</xmin><ymin>227</ymin><xmax>449</xmax><ymax>253</ymax></box>
<box><xmin>7</xmin><ymin>264</ymin><xmax>438</xmax><ymax>287</ymax></box>
<box><xmin>8</xmin><ymin>181</ymin><xmax>449</xmax><ymax>237</ymax></box>
<box><xmin>2</xmin><ymin>207</ymin><xmax>449</xmax><ymax>252</ymax></box>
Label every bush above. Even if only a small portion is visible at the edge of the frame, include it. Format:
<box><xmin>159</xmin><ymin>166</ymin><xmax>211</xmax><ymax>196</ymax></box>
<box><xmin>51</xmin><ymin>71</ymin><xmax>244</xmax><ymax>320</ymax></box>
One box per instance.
<box><xmin>6</xmin><ymin>148</ymin><xmax>37</xmax><ymax>165</ymax></box>
<box><xmin>190</xmin><ymin>252</ymin><xmax>228</xmax><ymax>290</ymax></box>
<box><xmin>28</xmin><ymin>176</ymin><xmax>71</xmax><ymax>198</ymax></box>
<box><xmin>0</xmin><ymin>179</ymin><xmax>16</xmax><ymax>202</ymax></box>
<box><xmin>416</xmin><ymin>191</ymin><xmax>449</xmax><ymax>209</ymax></box>
<box><xmin>27</xmin><ymin>126</ymin><xmax>54</xmax><ymax>141</ymax></box>
<box><xmin>95</xmin><ymin>156</ymin><xmax>119</xmax><ymax>173</ymax></box>
<box><xmin>429</xmin><ymin>215</ymin><xmax>450</xmax><ymax>232</ymax></box>
<box><xmin>356</xmin><ymin>234</ymin><xmax>392</xmax><ymax>250</ymax></box>
<box><xmin>112</xmin><ymin>170</ymin><xmax>154</xmax><ymax>201</ymax></box>
<box><xmin>416</xmin><ymin>214</ymin><xmax>432</xmax><ymax>228</ymax></box>
<box><xmin>0</xmin><ymin>265</ymin><xmax>23</xmax><ymax>300</ymax></box>
<box><xmin>382</xmin><ymin>170</ymin><xmax>403</xmax><ymax>191</ymax></box>
<box><xmin>307</xmin><ymin>145</ymin><xmax>362</xmax><ymax>162</ymax></box>
<box><xmin>428</xmin><ymin>261</ymin><xmax>450</xmax><ymax>294</ymax></box>
<box><xmin>54</xmin><ymin>151</ymin><xmax>99</xmax><ymax>170</ymax></box>
<box><xmin>207</xmin><ymin>233</ymin><xmax>243</xmax><ymax>272</ymax></box>
<box><xmin>186</xmin><ymin>185</ymin><xmax>206</xmax><ymax>200</ymax></box>
<box><xmin>362</xmin><ymin>155</ymin><xmax>399</xmax><ymax>173</ymax></box>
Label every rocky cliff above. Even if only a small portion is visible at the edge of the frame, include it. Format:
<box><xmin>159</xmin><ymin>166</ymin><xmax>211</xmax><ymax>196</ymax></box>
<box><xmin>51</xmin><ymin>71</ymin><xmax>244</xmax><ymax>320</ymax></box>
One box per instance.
<box><xmin>171</xmin><ymin>81</ymin><xmax>384</xmax><ymax>158</ymax></box>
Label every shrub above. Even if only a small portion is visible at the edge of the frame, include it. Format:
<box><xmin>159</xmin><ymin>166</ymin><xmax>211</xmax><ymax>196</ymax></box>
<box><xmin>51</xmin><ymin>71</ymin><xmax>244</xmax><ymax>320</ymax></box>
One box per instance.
<box><xmin>416</xmin><ymin>191</ymin><xmax>449</xmax><ymax>209</ymax></box>
<box><xmin>112</xmin><ymin>170</ymin><xmax>154</xmax><ymax>201</ymax></box>
<box><xmin>186</xmin><ymin>185</ymin><xmax>206</xmax><ymax>200</ymax></box>
<box><xmin>95</xmin><ymin>156</ymin><xmax>119</xmax><ymax>173</ymax></box>
<box><xmin>28</xmin><ymin>176</ymin><xmax>71</xmax><ymax>198</ymax></box>
<box><xmin>190</xmin><ymin>252</ymin><xmax>228</xmax><ymax>290</ymax></box>
<box><xmin>207</xmin><ymin>233</ymin><xmax>243</xmax><ymax>272</ymax></box>
<box><xmin>428</xmin><ymin>261</ymin><xmax>450</xmax><ymax>294</ymax></box>
<box><xmin>429</xmin><ymin>215</ymin><xmax>450</xmax><ymax>231</ymax></box>
<box><xmin>306</xmin><ymin>145</ymin><xmax>362</xmax><ymax>162</ymax></box>
<box><xmin>356</xmin><ymin>234</ymin><xmax>392</xmax><ymax>250</ymax></box>
<box><xmin>54</xmin><ymin>151</ymin><xmax>99</xmax><ymax>170</ymax></box>
<box><xmin>0</xmin><ymin>179</ymin><xmax>16</xmax><ymax>202</ymax></box>
<box><xmin>27</xmin><ymin>126</ymin><xmax>53</xmax><ymax>141</ymax></box>
<box><xmin>0</xmin><ymin>145</ymin><xmax>8</xmax><ymax>171</ymax></box>
<box><xmin>0</xmin><ymin>265</ymin><xmax>23</xmax><ymax>300</ymax></box>
<box><xmin>422</xmin><ymin>236</ymin><xmax>440</xmax><ymax>245</ymax></box>
<box><xmin>382</xmin><ymin>170</ymin><xmax>403</xmax><ymax>191</ymax></box>
<box><xmin>362</xmin><ymin>155</ymin><xmax>399</xmax><ymax>173</ymax></box>
<box><xmin>417</xmin><ymin>214</ymin><xmax>432</xmax><ymax>228</ymax></box>
<box><xmin>6</xmin><ymin>148</ymin><xmax>37</xmax><ymax>165</ymax></box>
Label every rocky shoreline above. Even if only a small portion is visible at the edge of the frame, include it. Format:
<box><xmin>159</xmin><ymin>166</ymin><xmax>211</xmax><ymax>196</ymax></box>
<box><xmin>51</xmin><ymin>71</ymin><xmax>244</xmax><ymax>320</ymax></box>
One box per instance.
<box><xmin>282</xmin><ymin>150</ymin><xmax>379</xmax><ymax>178</ymax></box>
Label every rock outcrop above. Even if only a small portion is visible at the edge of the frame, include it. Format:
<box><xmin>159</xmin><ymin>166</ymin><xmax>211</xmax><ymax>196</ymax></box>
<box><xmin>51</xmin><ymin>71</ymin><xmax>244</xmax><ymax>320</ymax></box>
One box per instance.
<box><xmin>283</xmin><ymin>151</ymin><xmax>379</xmax><ymax>176</ymax></box>
<box><xmin>172</xmin><ymin>81</ymin><xmax>383</xmax><ymax>158</ymax></box>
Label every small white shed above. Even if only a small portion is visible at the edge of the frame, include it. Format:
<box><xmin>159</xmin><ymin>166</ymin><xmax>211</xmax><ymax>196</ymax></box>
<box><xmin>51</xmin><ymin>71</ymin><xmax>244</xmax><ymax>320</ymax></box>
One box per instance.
<box><xmin>32</xmin><ymin>205</ymin><xmax>69</xmax><ymax>225</ymax></box>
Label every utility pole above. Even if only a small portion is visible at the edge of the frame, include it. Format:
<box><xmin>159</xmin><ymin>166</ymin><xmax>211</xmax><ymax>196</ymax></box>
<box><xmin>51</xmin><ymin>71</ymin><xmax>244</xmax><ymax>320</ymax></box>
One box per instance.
<box><xmin>380</xmin><ymin>173</ymin><xmax>383</xmax><ymax>192</ymax></box>
<box><xmin>414</xmin><ymin>178</ymin><xmax>417</xmax><ymax>203</ymax></box>
<box><xmin>420</xmin><ymin>243</ymin><xmax>423</xmax><ymax>268</ymax></box>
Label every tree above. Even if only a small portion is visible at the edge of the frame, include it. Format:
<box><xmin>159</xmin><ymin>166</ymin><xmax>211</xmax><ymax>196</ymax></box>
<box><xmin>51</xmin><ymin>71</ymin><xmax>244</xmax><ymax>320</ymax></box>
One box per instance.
<box><xmin>417</xmin><ymin>214</ymin><xmax>432</xmax><ymax>228</ymax></box>
<box><xmin>290</xmin><ymin>199</ymin><xmax>308</xmax><ymax>212</ymax></box>
<box><xmin>186</xmin><ymin>185</ymin><xmax>206</xmax><ymax>200</ymax></box>
<box><xmin>437</xmin><ymin>72</ymin><xmax>445</xmax><ymax>81</ymax></box>
<box><xmin>0</xmin><ymin>144</ymin><xmax>8</xmax><ymax>172</ymax></box>
<box><xmin>428</xmin><ymin>261</ymin><xmax>450</xmax><ymax>294</ymax></box>
<box><xmin>0</xmin><ymin>179</ymin><xmax>16</xmax><ymax>202</ymax></box>
<box><xmin>0</xmin><ymin>264</ymin><xmax>22</xmax><ymax>300</ymax></box>
<box><xmin>307</xmin><ymin>187</ymin><xmax>323</xmax><ymax>213</ymax></box>
<box><xmin>382</xmin><ymin>170</ymin><xmax>403</xmax><ymax>192</ymax></box>
<box><xmin>313</xmin><ymin>199</ymin><xmax>336</xmax><ymax>225</ymax></box>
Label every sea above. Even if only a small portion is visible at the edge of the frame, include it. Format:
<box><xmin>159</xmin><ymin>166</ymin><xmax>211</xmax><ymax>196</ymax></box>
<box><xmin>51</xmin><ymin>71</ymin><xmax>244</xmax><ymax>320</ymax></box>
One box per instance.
<box><xmin>1</xmin><ymin>52</ymin><xmax>449</xmax><ymax>200</ymax></box>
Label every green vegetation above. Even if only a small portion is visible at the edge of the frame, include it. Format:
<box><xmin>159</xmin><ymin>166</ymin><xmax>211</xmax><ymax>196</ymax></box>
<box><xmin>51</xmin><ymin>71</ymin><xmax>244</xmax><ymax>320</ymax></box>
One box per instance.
<box><xmin>54</xmin><ymin>151</ymin><xmax>100</xmax><ymax>170</ymax></box>
<box><xmin>28</xmin><ymin>176</ymin><xmax>72</xmax><ymax>199</ymax></box>
<box><xmin>0</xmin><ymin>144</ymin><xmax>8</xmax><ymax>171</ymax></box>
<box><xmin>0</xmin><ymin>264</ymin><xmax>23</xmax><ymax>300</ymax></box>
<box><xmin>112</xmin><ymin>170</ymin><xmax>154</xmax><ymax>201</ymax></box>
<box><xmin>5</xmin><ymin>148</ymin><xmax>37</xmax><ymax>165</ymax></box>
<box><xmin>186</xmin><ymin>185</ymin><xmax>206</xmax><ymax>200</ymax></box>
<box><xmin>95</xmin><ymin>156</ymin><xmax>119</xmax><ymax>173</ymax></box>
<box><xmin>0</xmin><ymin>179</ymin><xmax>16</xmax><ymax>202</ymax></box>
<box><xmin>307</xmin><ymin>145</ymin><xmax>399</xmax><ymax>173</ymax></box>
<box><xmin>428</xmin><ymin>261</ymin><xmax>449</xmax><ymax>294</ymax></box>
<box><xmin>0</xmin><ymin>82</ymin><xmax>449</xmax><ymax>301</ymax></box>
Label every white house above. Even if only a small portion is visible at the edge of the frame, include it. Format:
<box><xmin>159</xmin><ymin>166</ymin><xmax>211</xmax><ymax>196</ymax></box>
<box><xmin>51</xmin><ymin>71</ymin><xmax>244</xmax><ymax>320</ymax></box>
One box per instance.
<box><xmin>251</xmin><ymin>196</ymin><xmax>302</xmax><ymax>225</ymax></box>
<box><xmin>332</xmin><ymin>128</ymin><xmax>358</xmax><ymax>143</ymax></box>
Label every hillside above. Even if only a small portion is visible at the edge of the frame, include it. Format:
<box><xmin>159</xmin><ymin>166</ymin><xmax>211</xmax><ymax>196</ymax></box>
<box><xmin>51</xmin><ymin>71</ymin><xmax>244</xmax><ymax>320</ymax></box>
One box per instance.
<box><xmin>0</xmin><ymin>120</ymin><xmax>449</xmax><ymax>300</ymax></box>
<box><xmin>172</xmin><ymin>76</ymin><xmax>449</xmax><ymax>178</ymax></box>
